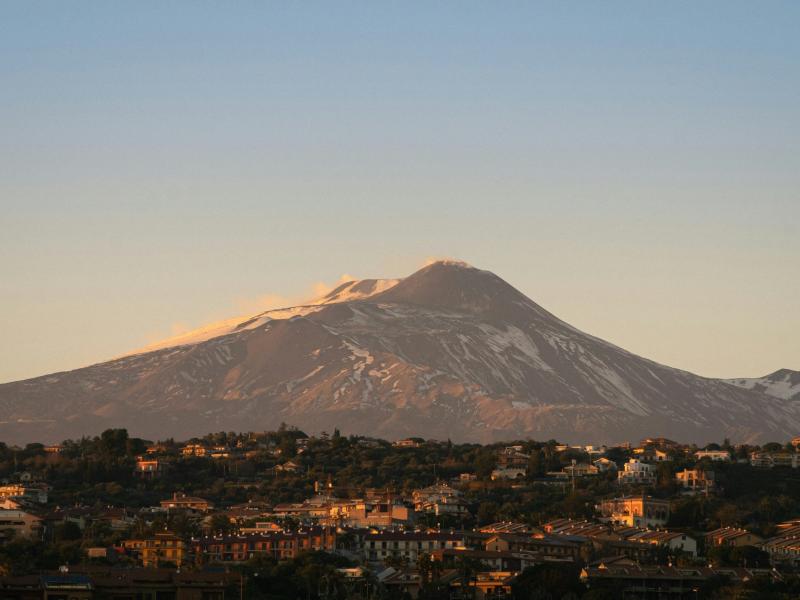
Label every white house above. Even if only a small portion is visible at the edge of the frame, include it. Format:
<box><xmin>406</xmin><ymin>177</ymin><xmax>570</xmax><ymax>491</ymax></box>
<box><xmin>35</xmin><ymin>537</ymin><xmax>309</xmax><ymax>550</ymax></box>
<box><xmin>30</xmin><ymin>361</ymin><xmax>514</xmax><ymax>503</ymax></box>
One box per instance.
<box><xmin>694</xmin><ymin>450</ymin><xmax>731</xmax><ymax>462</ymax></box>
<box><xmin>617</xmin><ymin>459</ymin><xmax>657</xmax><ymax>486</ymax></box>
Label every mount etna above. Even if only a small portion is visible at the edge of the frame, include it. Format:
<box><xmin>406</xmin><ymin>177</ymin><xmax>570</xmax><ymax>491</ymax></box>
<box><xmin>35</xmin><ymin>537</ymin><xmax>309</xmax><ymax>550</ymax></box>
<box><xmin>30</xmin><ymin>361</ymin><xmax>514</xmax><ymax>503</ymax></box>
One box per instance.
<box><xmin>1</xmin><ymin>261</ymin><xmax>796</xmax><ymax>445</ymax></box>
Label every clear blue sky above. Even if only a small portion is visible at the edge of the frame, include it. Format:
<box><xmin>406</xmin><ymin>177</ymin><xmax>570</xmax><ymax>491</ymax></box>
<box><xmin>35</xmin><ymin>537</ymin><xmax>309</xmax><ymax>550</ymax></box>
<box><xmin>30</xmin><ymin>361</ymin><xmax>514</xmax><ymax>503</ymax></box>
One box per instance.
<box><xmin>1</xmin><ymin>2</ymin><xmax>798</xmax><ymax>382</ymax></box>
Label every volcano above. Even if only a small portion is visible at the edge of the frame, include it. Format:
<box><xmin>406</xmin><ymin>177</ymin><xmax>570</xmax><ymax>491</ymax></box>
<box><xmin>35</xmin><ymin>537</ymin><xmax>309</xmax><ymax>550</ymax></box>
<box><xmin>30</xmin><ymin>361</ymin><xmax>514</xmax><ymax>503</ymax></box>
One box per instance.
<box><xmin>1</xmin><ymin>260</ymin><xmax>796</xmax><ymax>445</ymax></box>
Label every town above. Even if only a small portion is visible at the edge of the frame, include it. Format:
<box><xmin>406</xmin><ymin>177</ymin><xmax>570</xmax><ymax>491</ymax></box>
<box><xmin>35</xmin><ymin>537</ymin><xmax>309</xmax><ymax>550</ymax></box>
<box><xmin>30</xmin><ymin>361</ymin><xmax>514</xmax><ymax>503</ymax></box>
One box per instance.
<box><xmin>2</xmin><ymin>427</ymin><xmax>800</xmax><ymax>599</ymax></box>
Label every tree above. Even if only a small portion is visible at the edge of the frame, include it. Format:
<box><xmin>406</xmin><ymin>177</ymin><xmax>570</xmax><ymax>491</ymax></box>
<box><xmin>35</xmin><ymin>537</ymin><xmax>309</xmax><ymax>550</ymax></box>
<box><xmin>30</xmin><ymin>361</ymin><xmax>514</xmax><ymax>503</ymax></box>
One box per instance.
<box><xmin>511</xmin><ymin>565</ymin><xmax>585</xmax><ymax>600</ymax></box>
<box><xmin>477</xmin><ymin>501</ymin><xmax>499</xmax><ymax>525</ymax></box>
<box><xmin>456</xmin><ymin>556</ymin><xmax>483</xmax><ymax>600</ymax></box>
<box><xmin>474</xmin><ymin>449</ymin><xmax>496</xmax><ymax>479</ymax></box>
<box><xmin>527</xmin><ymin>450</ymin><xmax>545</xmax><ymax>479</ymax></box>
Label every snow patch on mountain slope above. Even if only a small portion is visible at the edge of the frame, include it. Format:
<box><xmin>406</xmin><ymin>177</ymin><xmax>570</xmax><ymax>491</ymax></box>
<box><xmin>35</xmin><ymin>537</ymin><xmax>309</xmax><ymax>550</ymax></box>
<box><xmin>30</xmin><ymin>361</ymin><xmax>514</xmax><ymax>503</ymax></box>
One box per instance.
<box><xmin>128</xmin><ymin>278</ymin><xmax>401</xmax><ymax>356</ymax></box>
<box><xmin>725</xmin><ymin>371</ymin><xmax>800</xmax><ymax>401</ymax></box>
<box><xmin>478</xmin><ymin>324</ymin><xmax>553</xmax><ymax>372</ymax></box>
<box><xmin>317</xmin><ymin>279</ymin><xmax>401</xmax><ymax>304</ymax></box>
<box><xmin>128</xmin><ymin>305</ymin><xmax>325</xmax><ymax>355</ymax></box>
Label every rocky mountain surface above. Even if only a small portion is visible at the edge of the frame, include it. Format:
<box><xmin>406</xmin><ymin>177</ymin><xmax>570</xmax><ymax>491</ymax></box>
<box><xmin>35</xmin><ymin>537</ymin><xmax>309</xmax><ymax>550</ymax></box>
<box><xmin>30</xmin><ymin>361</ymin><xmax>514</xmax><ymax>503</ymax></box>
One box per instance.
<box><xmin>1</xmin><ymin>261</ymin><xmax>796</xmax><ymax>445</ymax></box>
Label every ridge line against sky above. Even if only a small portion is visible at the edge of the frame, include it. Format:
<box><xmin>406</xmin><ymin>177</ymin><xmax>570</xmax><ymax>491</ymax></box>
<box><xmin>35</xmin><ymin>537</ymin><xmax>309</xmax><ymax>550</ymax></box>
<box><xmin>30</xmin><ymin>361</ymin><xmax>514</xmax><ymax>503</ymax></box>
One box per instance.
<box><xmin>1</xmin><ymin>2</ymin><xmax>798</xmax><ymax>382</ymax></box>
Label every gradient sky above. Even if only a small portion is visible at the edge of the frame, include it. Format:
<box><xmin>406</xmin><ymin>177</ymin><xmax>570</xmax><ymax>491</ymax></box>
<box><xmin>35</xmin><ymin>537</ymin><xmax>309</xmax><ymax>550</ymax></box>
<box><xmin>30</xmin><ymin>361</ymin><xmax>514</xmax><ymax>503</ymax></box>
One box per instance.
<box><xmin>1</xmin><ymin>2</ymin><xmax>798</xmax><ymax>383</ymax></box>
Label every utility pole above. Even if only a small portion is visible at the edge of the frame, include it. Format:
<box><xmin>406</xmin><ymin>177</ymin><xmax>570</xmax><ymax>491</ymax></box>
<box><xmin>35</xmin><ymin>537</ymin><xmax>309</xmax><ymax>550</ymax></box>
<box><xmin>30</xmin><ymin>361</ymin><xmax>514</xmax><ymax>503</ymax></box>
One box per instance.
<box><xmin>571</xmin><ymin>459</ymin><xmax>577</xmax><ymax>493</ymax></box>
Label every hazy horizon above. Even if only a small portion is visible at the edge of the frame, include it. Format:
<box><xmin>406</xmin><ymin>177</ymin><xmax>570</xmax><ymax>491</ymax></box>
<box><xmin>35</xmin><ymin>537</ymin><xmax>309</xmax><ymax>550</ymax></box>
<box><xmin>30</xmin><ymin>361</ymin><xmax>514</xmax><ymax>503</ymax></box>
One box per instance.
<box><xmin>2</xmin><ymin>2</ymin><xmax>798</xmax><ymax>383</ymax></box>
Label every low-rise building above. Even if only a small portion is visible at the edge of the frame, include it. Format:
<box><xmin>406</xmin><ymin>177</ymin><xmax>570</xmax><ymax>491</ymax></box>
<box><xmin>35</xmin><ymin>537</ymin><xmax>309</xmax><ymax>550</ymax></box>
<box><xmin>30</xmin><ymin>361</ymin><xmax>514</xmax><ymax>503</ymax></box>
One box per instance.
<box><xmin>364</xmin><ymin>531</ymin><xmax>464</xmax><ymax>563</ymax></box>
<box><xmin>0</xmin><ymin>509</ymin><xmax>43</xmax><ymax>539</ymax></box>
<box><xmin>498</xmin><ymin>447</ymin><xmax>530</xmax><ymax>469</ymax></box>
<box><xmin>706</xmin><ymin>527</ymin><xmax>763</xmax><ymax>548</ymax></box>
<box><xmin>593</xmin><ymin>457</ymin><xmax>618</xmax><ymax>472</ymax></box>
<box><xmin>617</xmin><ymin>459</ymin><xmax>657</xmax><ymax>486</ymax></box>
<box><xmin>695</xmin><ymin>450</ymin><xmax>731</xmax><ymax>462</ymax></box>
<box><xmin>180</xmin><ymin>443</ymin><xmax>209</xmax><ymax>457</ymax></box>
<box><xmin>634</xmin><ymin>447</ymin><xmax>671</xmax><ymax>462</ymax></box>
<box><xmin>597</xmin><ymin>496</ymin><xmax>670</xmax><ymax>528</ymax></box>
<box><xmin>639</xmin><ymin>438</ymin><xmax>680</xmax><ymax>450</ymax></box>
<box><xmin>675</xmin><ymin>468</ymin><xmax>715</xmax><ymax>494</ymax></box>
<box><xmin>760</xmin><ymin>522</ymin><xmax>800</xmax><ymax>565</ymax></box>
<box><xmin>274</xmin><ymin>460</ymin><xmax>301</xmax><ymax>473</ymax></box>
<box><xmin>393</xmin><ymin>439</ymin><xmax>422</xmax><ymax>448</ymax></box>
<box><xmin>160</xmin><ymin>492</ymin><xmax>214</xmax><ymax>512</ymax></box>
<box><xmin>491</xmin><ymin>467</ymin><xmax>527</xmax><ymax>481</ymax></box>
<box><xmin>486</xmin><ymin>533</ymin><xmax>586</xmax><ymax>560</ymax></box>
<box><xmin>581</xmin><ymin>564</ymin><xmax>779</xmax><ymax>597</ymax></box>
<box><xmin>750</xmin><ymin>451</ymin><xmax>800</xmax><ymax>468</ymax></box>
<box><xmin>563</xmin><ymin>463</ymin><xmax>599</xmax><ymax>477</ymax></box>
<box><xmin>412</xmin><ymin>483</ymin><xmax>469</xmax><ymax>515</ymax></box>
<box><xmin>135</xmin><ymin>457</ymin><xmax>167</xmax><ymax>479</ymax></box>
<box><xmin>448</xmin><ymin>569</ymin><xmax>518</xmax><ymax>599</ymax></box>
<box><xmin>0</xmin><ymin>568</ymin><xmax>231</xmax><ymax>597</ymax></box>
<box><xmin>0</xmin><ymin>484</ymin><xmax>48</xmax><ymax>504</ymax></box>
<box><xmin>480</xmin><ymin>522</ymin><xmax>535</xmax><ymax>535</ymax></box>
<box><xmin>326</xmin><ymin>495</ymin><xmax>415</xmax><ymax>527</ymax></box>
<box><xmin>194</xmin><ymin>527</ymin><xmax>336</xmax><ymax>563</ymax></box>
<box><xmin>122</xmin><ymin>532</ymin><xmax>189</xmax><ymax>567</ymax></box>
<box><xmin>209</xmin><ymin>446</ymin><xmax>232</xmax><ymax>459</ymax></box>
<box><xmin>622</xmin><ymin>529</ymin><xmax>697</xmax><ymax>557</ymax></box>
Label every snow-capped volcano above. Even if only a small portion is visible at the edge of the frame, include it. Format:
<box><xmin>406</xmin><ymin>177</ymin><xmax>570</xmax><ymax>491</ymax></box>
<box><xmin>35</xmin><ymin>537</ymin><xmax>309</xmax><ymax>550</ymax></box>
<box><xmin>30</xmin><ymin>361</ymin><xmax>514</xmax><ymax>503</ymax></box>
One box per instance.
<box><xmin>0</xmin><ymin>260</ymin><xmax>796</xmax><ymax>445</ymax></box>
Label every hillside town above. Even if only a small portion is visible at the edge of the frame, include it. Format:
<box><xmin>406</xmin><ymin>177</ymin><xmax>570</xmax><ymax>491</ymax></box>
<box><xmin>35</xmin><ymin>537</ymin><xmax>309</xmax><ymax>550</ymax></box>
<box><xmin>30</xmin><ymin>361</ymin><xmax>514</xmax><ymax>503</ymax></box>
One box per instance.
<box><xmin>2</xmin><ymin>428</ymin><xmax>800</xmax><ymax>599</ymax></box>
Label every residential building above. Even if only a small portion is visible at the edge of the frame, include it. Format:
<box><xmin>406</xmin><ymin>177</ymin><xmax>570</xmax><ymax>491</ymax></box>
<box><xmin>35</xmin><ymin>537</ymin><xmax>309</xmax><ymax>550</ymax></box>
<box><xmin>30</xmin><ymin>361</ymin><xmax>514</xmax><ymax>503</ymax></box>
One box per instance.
<box><xmin>498</xmin><ymin>447</ymin><xmax>530</xmax><ymax>469</ymax></box>
<box><xmin>448</xmin><ymin>569</ymin><xmax>518</xmax><ymax>599</ymax></box>
<box><xmin>480</xmin><ymin>522</ymin><xmax>535</xmax><ymax>535</ymax></box>
<box><xmin>621</xmin><ymin>529</ymin><xmax>697</xmax><ymax>557</ymax></box>
<box><xmin>326</xmin><ymin>495</ymin><xmax>415</xmax><ymax>527</ymax></box>
<box><xmin>750</xmin><ymin>451</ymin><xmax>800</xmax><ymax>468</ymax></box>
<box><xmin>434</xmin><ymin>548</ymin><xmax>538</xmax><ymax>572</ymax></box>
<box><xmin>209</xmin><ymin>445</ymin><xmax>232</xmax><ymax>459</ymax></box>
<box><xmin>0</xmin><ymin>484</ymin><xmax>48</xmax><ymax>504</ymax></box>
<box><xmin>706</xmin><ymin>527</ymin><xmax>763</xmax><ymax>548</ymax></box>
<box><xmin>239</xmin><ymin>521</ymin><xmax>283</xmax><ymax>534</ymax></box>
<box><xmin>639</xmin><ymin>438</ymin><xmax>680</xmax><ymax>450</ymax></box>
<box><xmin>542</xmin><ymin>518</ymin><xmax>611</xmax><ymax>538</ymax></box>
<box><xmin>491</xmin><ymin>467</ymin><xmax>527</xmax><ymax>480</ymax></box>
<box><xmin>0</xmin><ymin>568</ymin><xmax>230</xmax><ymax>598</ymax></box>
<box><xmin>760</xmin><ymin>522</ymin><xmax>800</xmax><ymax>565</ymax></box>
<box><xmin>675</xmin><ymin>468</ymin><xmax>715</xmax><ymax>494</ymax></box>
<box><xmin>122</xmin><ymin>532</ymin><xmax>189</xmax><ymax>567</ymax></box>
<box><xmin>180</xmin><ymin>443</ymin><xmax>209</xmax><ymax>457</ymax></box>
<box><xmin>393</xmin><ymin>439</ymin><xmax>422</xmax><ymax>448</ymax></box>
<box><xmin>135</xmin><ymin>457</ymin><xmax>167</xmax><ymax>479</ymax></box>
<box><xmin>485</xmin><ymin>533</ymin><xmax>586</xmax><ymax>560</ymax></box>
<box><xmin>563</xmin><ymin>463</ymin><xmax>599</xmax><ymax>477</ymax></box>
<box><xmin>194</xmin><ymin>527</ymin><xmax>336</xmax><ymax>563</ymax></box>
<box><xmin>695</xmin><ymin>450</ymin><xmax>731</xmax><ymax>462</ymax></box>
<box><xmin>617</xmin><ymin>459</ymin><xmax>657</xmax><ymax>486</ymax></box>
<box><xmin>274</xmin><ymin>460</ymin><xmax>301</xmax><ymax>473</ymax></box>
<box><xmin>412</xmin><ymin>483</ymin><xmax>469</xmax><ymax>515</ymax></box>
<box><xmin>597</xmin><ymin>496</ymin><xmax>670</xmax><ymax>528</ymax></box>
<box><xmin>581</xmin><ymin>564</ymin><xmax>779</xmax><ymax>597</ymax></box>
<box><xmin>634</xmin><ymin>447</ymin><xmax>670</xmax><ymax>462</ymax></box>
<box><xmin>363</xmin><ymin>531</ymin><xmax>464</xmax><ymax>562</ymax></box>
<box><xmin>160</xmin><ymin>492</ymin><xmax>214</xmax><ymax>512</ymax></box>
<box><xmin>0</xmin><ymin>509</ymin><xmax>43</xmax><ymax>539</ymax></box>
<box><xmin>593</xmin><ymin>457</ymin><xmax>618</xmax><ymax>472</ymax></box>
